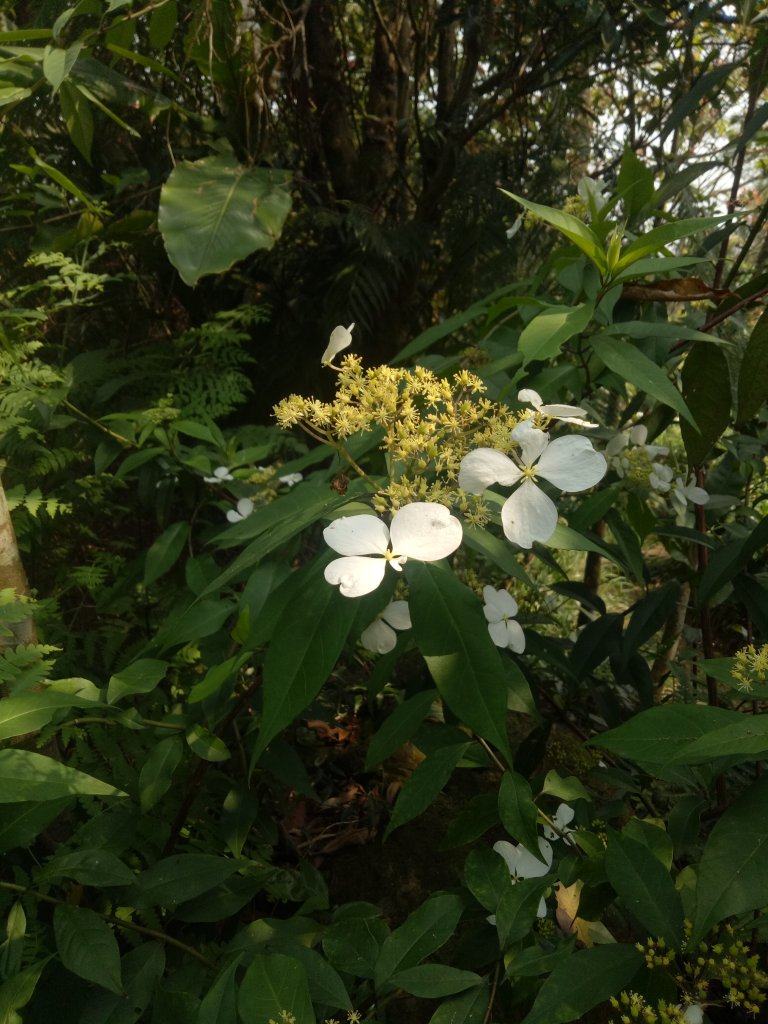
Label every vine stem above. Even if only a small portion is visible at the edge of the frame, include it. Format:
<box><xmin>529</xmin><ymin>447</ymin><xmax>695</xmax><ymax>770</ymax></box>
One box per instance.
<box><xmin>483</xmin><ymin>959</ymin><xmax>501</xmax><ymax>1024</ymax></box>
<box><xmin>0</xmin><ymin>881</ymin><xmax>216</xmax><ymax>970</ymax></box>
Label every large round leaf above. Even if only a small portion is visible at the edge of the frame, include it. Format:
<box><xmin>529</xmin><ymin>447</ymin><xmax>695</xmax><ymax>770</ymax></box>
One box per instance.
<box><xmin>159</xmin><ymin>155</ymin><xmax>292</xmax><ymax>286</ymax></box>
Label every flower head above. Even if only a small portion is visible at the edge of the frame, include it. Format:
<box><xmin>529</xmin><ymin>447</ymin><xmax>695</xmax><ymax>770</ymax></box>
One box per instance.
<box><xmin>483</xmin><ymin>586</ymin><xmax>525</xmax><ymax>652</ymax></box>
<box><xmin>204</xmin><ymin>466</ymin><xmax>234</xmax><ymax>483</ymax></box>
<box><xmin>670</xmin><ymin>475</ymin><xmax>709</xmax><ymax>524</ymax></box>
<box><xmin>518</xmin><ymin>388</ymin><xmax>596</xmax><ymax>428</ymax></box>
<box><xmin>324</xmin><ymin>502</ymin><xmax>463</xmax><ymax>597</ymax></box>
<box><xmin>360</xmin><ymin>600</ymin><xmax>411</xmax><ymax>653</ymax></box>
<box><xmin>493</xmin><ymin>836</ymin><xmax>553</xmax><ymax>917</ymax></box>
<box><xmin>278</xmin><ymin>472</ymin><xmax>303</xmax><ymax>487</ymax></box>
<box><xmin>321</xmin><ymin>323</ymin><xmax>355</xmax><ymax>365</ymax></box>
<box><xmin>226</xmin><ymin>498</ymin><xmax>254</xmax><ymax>523</ymax></box>
<box><xmin>459</xmin><ymin>419</ymin><xmax>606</xmax><ymax>548</ymax></box>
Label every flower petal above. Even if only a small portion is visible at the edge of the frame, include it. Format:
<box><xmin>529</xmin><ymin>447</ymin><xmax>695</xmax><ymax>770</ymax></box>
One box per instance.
<box><xmin>321</xmin><ymin>322</ymin><xmax>355</xmax><ymax>364</ymax></box>
<box><xmin>514</xmin><ymin>837</ymin><xmax>553</xmax><ymax>876</ymax></box>
<box><xmin>517</xmin><ymin>388</ymin><xmax>543</xmax><ymax>410</ymax></box>
<box><xmin>458</xmin><ymin>449</ymin><xmax>521</xmax><ymax>494</ymax></box>
<box><xmin>605</xmin><ymin>433</ymin><xmax>628</xmax><ymax>457</ymax></box>
<box><xmin>324</xmin><ymin>556</ymin><xmax>386</xmax><ymax>597</ymax></box>
<box><xmin>511</xmin><ymin>419</ymin><xmax>549</xmax><ymax>466</ymax></box>
<box><xmin>323</xmin><ymin>514</ymin><xmax>390</xmax><ymax>556</ymax></box>
<box><xmin>488</xmin><ymin>619</ymin><xmax>510</xmax><ymax>647</ymax></box>
<box><xmin>389</xmin><ymin>502</ymin><xmax>463</xmax><ymax>562</ymax></box>
<box><xmin>500</xmin><ymin>481</ymin><xmax>558</xmax><ymax>548</ymax></box>
<box><xmin>380</xmin><ymin>599</ymin><xmax>411</xmax><ymax>630</ymax></box>
<box><xmin>537</xmin><ymin>435</ymin><xmax>606</xmax><ymax>492</ymax></box>
<box><xmin>504</xmin><ymin>618</ymin><xmax>526</xmax><ymax>654</ymax></box>
<box><xmin>539</xmin><ymin>404</ymin><xmax>596</xmax><ymax>427</ymax></box>
<box><xmin>360</xmin><ymin>617</ymin><xmax>397</xmax><ymax>654</ymax></box>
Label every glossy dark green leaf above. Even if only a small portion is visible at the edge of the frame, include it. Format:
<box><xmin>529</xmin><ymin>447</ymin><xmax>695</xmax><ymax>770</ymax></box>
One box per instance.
<box><xmin>80</xmin><ymin>942</ymin><xmax>166</xmax><ymax>1024</ymax></box>
<box><xmin>407</xmin><ymin>562</ymin><xmax>512</xmax><ymax>763</ymax></box>
<box><xmin>464</xmin><ymin>846</ymin><xmax>511</xmax><ymax>912</ymax></box>
<box><xmin>692</xmin><ymin>775</ymin><xmax>768</xmax><ymax>942</ymax></box>
<box><xmin>622</xmin><ymin>582</ymin><xmax>680</xmax><ymax>666</ymax></box>
<box><xmin>390</xmin><ymin>965</ymin><xmax>483</xmax><ymax>997</ymax></box>
<box><xmin>144</xmin><ymin>522</ymin><xmax>189</xmax><ymax>586</ymax></box>
<box><xmin>54</xmin><ymin>906</ymin><xmax>122</xmax><ymax>994</ymax></box>
<box><xmin>518</xmin><ymin>303</ymin><xmax>594</xmax><ymax>365</ymax></box>
<box><xmin>496</xmin><ymin>876</ymin><xmax>551</xmax><ymax>948</ymax></box>
<box><xmin>134</xmin><ymin>854</ymin><xmax>240</xmax><ymax>910</ymax></box>
<box><xmin>588</xmin><ymin>704</ymin><xmax>743</xmax><ymax>766</ymax></box>
<box><xmin>590</xmin><ymin>336</ymin><xmax>696</xmax><ymax>426</ymax></box>
<box><xmin>139</xmin><ymin>735</ymin><xmax>183</xmax><ymax>811</ymax></box>
<box><xmin>0</xmin><ymin>691</ymin><xmax>98</xmax><ymax>741</ymax></box>
<box><xmin>0</xmin><ymin>750</ymin><xmax>126</xmax><ymax>802</ymax></box>
<box><xmin>521</xmin><ymin>944</ymin><xmax>643</xmax><ymax>1024</ymax></box>
<box><xmin>198</xmin><ymin>955</ymin><xmax>242</xmax><ymax>1024</ymax></box>
<box><xmin>698</xmin><ymin>515</ymin><xmax>768</xmax><ymax>606</ymax></box>
<box><xmin>427</xmin><ymin>981</ymin><xmax>489</xmax><ymax>1024</ymax></box>
<box><xmin>617</xmin><ymin>146</ymin><xmax>654</xmax><ymax>221</ymax></box>
<box><xmin>40</xmin><ymin>848</ymin><xmax>135</xmax><ymax>887</ymax></box>
<box><xmin>365</xmin><ymin>690</ymin><xmax>438</xmax><ymax>769</ymax></box>
<box><xmin>737</xmin><ymin>307</ymin><xmax>768</xmax><ymax>423</ymax></box>
<box><xmin>107</xmin><ymin>658</ymin><xmax>168</xmax><ymax>703</ymax></box>
<box><xmin>498</xmin><ymin>771</ymin><xmax>542</xmax><ymax>860</ymax></box>
<box><xmin>384</xmin><ymin>742</ymin><xmax>470</xmax><ymax>839</ymax></box>
<box><xmin>681</xmin><ymin>342</ymin><xmax>731</xmax><ymax>464</ymax></box>
<box><xmin>669</xmin><ymin>714</ymin><xmax>768</xmax><ymax>763</ymax></box>
<box><xmin>374</xmin><ymin>894</ymin><xmax>465</xmax><ymax>992</ymax></box>
<box><xmin>605</xmin><ymin>832</ymin><xmax>683</xmax><ymax>946</ymax></box>
<box><xmin>237</xmin><ymin>953</ymin><xmax>315</xmax><ymax>1024</ymax></box>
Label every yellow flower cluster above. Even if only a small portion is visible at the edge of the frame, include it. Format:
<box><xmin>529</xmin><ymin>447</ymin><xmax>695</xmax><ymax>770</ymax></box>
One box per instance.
<box><xmin>608</xmin><ymin>991</ymin><xmax>689</xmax><ymax>1024</ymax></box>
<box><xmin>730</xmin><ymin>644</ymin><xmax>768</xmax><ymax>693</ymax></box>
<box><xmin>274</xmin><ymin>355</ymin><xmax>523</xmax><ymax>512</ymax></box>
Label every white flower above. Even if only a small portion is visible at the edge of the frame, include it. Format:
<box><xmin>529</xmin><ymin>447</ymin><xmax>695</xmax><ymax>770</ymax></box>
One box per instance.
<box><xmin>321</xmin><ymin>322</ymin><xmax>355</xmax><ymax>365</ymax></box>
<box><xmin>542</xmin><ymin>803</ymin><xmax>575</xmax><ymax>841</ymax></box>
<box><xmin>670</xmin><ymin>475</ymin><xmax>709</xmax><ymax>524</ymax></box>
<box><xmin>458</xmin><ymin>420</ymin><xmax>606</xmax><ymax>549</ymax></box>
<box><xmin>204</xmin><ymin>466</ymin><xmax>234</xmax><ymax>484</ymax></box>
<box><xmin>324</xmin><ymin>502</ymin><xmax>463</xmax><ymax>597</ymax></box>
<box><xmin>649</xmin><ymin>462</ymin><xmax>674</xmax><ymax>493</ymax></box>
<box><xmin>483</xmin><ymin>586</ymin><xmax>525</xmax><ymax>652</ymax></box>
<box><xmin>278</xmin><ymin>472</ymin><xmax>303</xmax><ymax>487</ymax></box>
<box><xmin>360</xmin><ymin>600</ymin><xmax>411</xmax><ymax>654</ymax></box>
<box><xmin>492</xmin><ymin>837</ymin><xmax>553</xmax><ymax>918</ymax></box>
<box><xmin>682</xmin><ymin>1004</ymin><xmax>704</xmax><ymax>1024</ymax></box>
<box><xmin>577</xmin><ymin>176</ymin><xmax>608</xmax><ymax>217</ymax></box>
<box><xmin>226</xmin><ymin>498</ymin><xmax>254</xmax><ymax>523</ymax></box>
<box><xmin>606</xmin><ymin>424</ymin><xmax>669</xmax><ymax>478</ymax></box>
<box><xmin>518</xmin><ymin>388</ymin><xmax>596</xmax><ymax>428</ymax></box>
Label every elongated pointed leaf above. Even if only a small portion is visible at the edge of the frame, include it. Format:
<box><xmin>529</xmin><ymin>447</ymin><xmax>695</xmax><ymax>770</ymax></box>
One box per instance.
<box><xmin>590</xmin><ymin>335</ymin><xmax>696</xmax><ymax>426</ymax></box>
<box><xmin>588</xmin><ymin>704</ymin><xmax>742</xmax><ymax>766</ymax></box>
<box><xmin>54</xmin><ymin>906</ymin><xmax>122</xmax><ymax>994</ymax></box>
<box><xmin>374</xmin><ymin>894</ymin><xmax>465</xmax><ymax>992</ymax></box>
<box><xmin>365</xmin><ymin>690</ymin><xmax>439</xmax><ymax>769</ymax></box>
<box><xmin>238</xmin><ymin>953</ymin><xmax>314</xmax><ymax>1024</ymax></box>
<box><xmin>519</xmin><ymin>303</ymin><xmax>594</xmax><ymax>365</ymax></box>
<box><xmin>428</xmin><ymin>982</ymin><xmax>489</xmax><ymax>1024</ymax></box>
<box><xmin>0</xmin><ymin>691</ymin><xmax>99</xmax><ymax>741</ymax></box>
<box><xmin>605</xmin><ymin>832</ymin><xmax>683</xmax><ymax>946</ymax></box>
<box><xmin>139</xmin><ymin>735</ymin><xmax>183</xmax><ymax>812</ymax></box>
<box><xmin>407</xmin><ymin>562</ymin><xmax>512</xmax><ymax>763</ymax></box>
<box><xmin>159</xmin><ymin>155</ymin><xmax>291</xmax><ymax>286</ymax></box>
<box><xmin>681</xmin><ymin>342</ymin><xmax>730</xmax><ymax>464</ymax></box>
<box><xmin>0</xmin><ymin>749</ymin><xmax>126</xmax><ymax>802</ymax></box>
<box><xmin>501</xmin><ymin>191</ymin><xmax>606</xmax><ymax>271</ymax></box>
<box><xmin>498</xmin><ymin>771</ymin><xmax>542</xmax><ymax>860</ymax></box>
<box><xmin>384</xmin><ymin>742</ymin><xmax>470</xmax><ymax>839</ymax></box>
<box><xmin>614</xmin><ymin>216</ymin><xmax>727</xmax><ymax>272</ymax></box>
<box><xmin>692</xmin><ymin>775</ymin><xmax>768</xmax><ymax>942</ymax></box>
<box><xmin>737</xmin><ymin>307</ymin><xmax>768</xmax><ymax>424</ymax></box>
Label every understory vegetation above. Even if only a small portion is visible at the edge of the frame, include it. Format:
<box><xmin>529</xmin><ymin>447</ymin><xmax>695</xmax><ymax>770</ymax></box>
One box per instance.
<box><xmin>1</xmin><ymin>2</ymin><xmax>767</xmax><ymax>1022</ymax></box>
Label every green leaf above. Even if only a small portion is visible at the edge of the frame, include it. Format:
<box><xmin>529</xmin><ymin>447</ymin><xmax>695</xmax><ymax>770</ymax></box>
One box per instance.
<box><xmin>590</xmin><ymin>335</ymin><xmax>696</xmax><ymax>427</ymax></box>
<box><xmin>322</xmin><ymin>911</ymin><xmax>389</xmax><ymax>980</ymax></box>
<box><xmin>427</xmin><ymin>982</ymin><xmax>489</xmax><ymax>1024</ymax></box>
<box><xmin>253</xmin><ymin>578</ymin><xmax>359</xmax><ymax>762</ymax></box>
<box><xmin>134</xmin><ymin>854</ymin><xmax>240</xmax><ymax>910</ymax></box>
<box><xmin>0</xmin><ymin>799</ymin><xmax>72</xmax><ymax>852</ymax></box>
<box><xmin>605</xmin><ymin>832</ymin><xmax>683</xmax><ymax>946</ymax></box>
<box><xmin>681</xmin><ymin>342</ymin><xmax>731</xmax><ymax>464</ymax></box>
<box><xmin>669</xmin><ymin>714</ymin><xmax>768</xmax><ymax>763</ymax></box>
<box><xmin>144</xmin><ymin>522</ymin><xmax>189</xmax><ymax>586</ymax></box>
<box><xmin>697</xmin><ymin>515</ymin><xmax>768</xmax><ymax>606</ymax></box>
<box><xmin>40</xmin><ymin>849</ymin><xmax>135</xmax><ymax>887</ymax></box>
<box><xmin>237</xmin><ymin>953</ymin><xmax>315</xmax><ymax>1024</ymax></box>
<box><xmin>42</xmin><ymin>41</ymin><xmax>82</xmax><ymax>92</ymax></box>
<box><xmin>463</xmin><ymin>524</ymin><xmax>532</xmax><ymax>584</ymax></box>
<box><xmin>501</xmin><ymin>191</ymin><xmax>606</xmax><ymax>271</ymax></box>
<box><xmin>374</xmin><ymin>894</ymin><xmax>465</xmax><ymax>992</ymax></box>
<box><xmin>588</xmin><ymin>704</ymin><xmax>743</xmax><ymax>766</ymax></box>
<box><xmin>54</xmin><ymin>906</ymin><xmax>122</xmax><ymax>994</ymax></box>
<box><xmin>692</xmin><ymin>775</ymin><xmax>768</xmax><ymax>942</ymax></box>
<box><xmin>158</xmin><ymin>156</ymin><xmax>292</xmax><ymax>286</ymax></box>
<box><xmin>521</xmin><ymin>944</ymin><xmax>643</xmax><ymax>1024</ymax></box>
<box><xmin>198</xmin><ymin>955</ymin><xmax>242</xmax><ymax>1024</ymax></box>
<box><xmin>389</xmin><ymin>965</ymin><xmax>483</xmax><ymax>997</ymax></box>
<box><xmin>622</xmin><ymin>582</ymin><xmax>681</xmax><ymax>666</ymax></box>
<box><xmin>441</xmin><ymin>791</ymin><xmax>500</xmax><ymax>849</ymax></box>
<box><xmin>540</xmin><ymin>770</ymin><xmax>590</xmax><ymax>804</ymax></box>
<box><xmin>660</xmin><ymin>64</ymin><xmax>736</xmax><ymax>142</ymax></box>
<box><xmin>617</xmin><ymin>147</ymin><xmax>655</xmax><ymax>222</ymax></box>
<box><xmin>107</xmin><ymin>658</ymin><xmax>168</xmax><ymax>703</ymax></box>
<box><xmin>0</xmin><ymin>691</ymin><xmax>98</xmax><ymax>741</ymax></box>
<box><xmin>0</xmin><ymin>749</ymin><xmax>126</xmax><ymax>802</ymax></box>
<box><xmin>365</xmin><ymin>690</ymin><xmax>438</xmax><ymax>769</ymax></box>
<box><xmin>186</xmin><ymin>724</ymin><xmax>230</xmax><ymax>763</ymax></box>
<box><xmin>518</xmin><ymin>303</ymin><xmax>594</xmax><ymax>365</ymax></box>
<box><xmin>139</xmin><ymin>735</ymin><xmax>183</xmax><ymax>811</ymax></box>
<box><xmin>407</xmin><ymin>562</ymin><xmax>513</xmax><ymax>764</ymax></box>
<box><xmin>0</xmin><ymin>959</ymin><xmax>49</xmax><ymax>1022</ymax></box>
<box><xmin>80</xmin><ymin>942</ymin><xmax>166</xmax><ymax>1024</ymax></box>
<box><xmin>495</xmin><ymin>876</ymin><xmax>551</xmax><ymax>948</ymax></box>
<box><xmin>613</xmin><ymin>217</ymin><xmax>727</xmax><ymax>273</ymax></box>
<box><xmin>464</xmin><ymin>846</ymin><xmax>511</xmax><ymax>912</ymax></box>
<box><xmin>59</xmin><ymin>80</ymin><xmax>93</xmax><ymax>161</ymax></box>
<box><xmin>384</xmin><ymin>742</ymin><xmax>470</xmax><ymax>839</ymax></box>
<box><xmin>737</xmin><ymin>307</ymin><xmax>768</xmax><ymax>424</ymax></box>
<box><xmin>498</xmin><ymin>771</ymin><xmax>542</xmax><ymax>860</ymax></box>
<box><xmin>148</xmin><ymin>0</ymin><xmax>177</xmax><ymax>49</ymax></box>
<box><xmin>151</xmin><ymin>598</ymin><xmax>234</xmax><ymax>651</ymax></box>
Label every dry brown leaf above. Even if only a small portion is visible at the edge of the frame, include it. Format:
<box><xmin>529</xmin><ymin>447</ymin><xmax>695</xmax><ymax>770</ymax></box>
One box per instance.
<box><xmin>622</xmin><ymin>278</ymin><xmax>735</xmax><ymax>303</ymax></box>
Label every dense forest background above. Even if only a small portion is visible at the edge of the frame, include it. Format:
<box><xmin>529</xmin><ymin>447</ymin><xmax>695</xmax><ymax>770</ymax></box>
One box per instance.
<box><xmin>0</xmin><ymin>2</ymin><xmax>767</xmax><ymax>1023</ymax></box>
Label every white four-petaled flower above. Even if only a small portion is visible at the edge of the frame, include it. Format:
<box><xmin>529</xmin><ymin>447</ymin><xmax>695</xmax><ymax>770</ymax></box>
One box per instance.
<box><xmin>459</xmin><ymin>419</ymin><xmax>606</xmax><ymax>549</ymax></box>
<box><xmin>321</xmin><ymin>323</ymin><xmax>355</xmax><ymax>365</ymax></box>
<box><xmin>492</xmin><ymin>837</ymin><xmax>553</xmax><ymax>918</ymax></box>
<box><xmin>323</xmin><ymin>502</ymin><xmax>463</xmax><ymax>597</ymax></box>
<box><xmin>670</xmin><ymin>475</ymin><xmax>709</xmax><ymax>524</ymax></box>
<box><xmin>226</xmin><ymin>498</ymin><xmax>254</xmax><ymax>523</ymax></box>
<box><xmin>278</xmin><ymin>472</ymin><xmax>303</xmax><ymax>487</ymax></box>
<box><xmin>518</xmin><ymin>389</ymin><xmax>596</xmax><ymax>428</ymax></box>
<box><xmin>483</xmin><ymin>586</ymin><xmax>525</xmax><ymax>652</ymax></box>
<box><xmin>360</xmin><ymin>600</ymin><xmax>412</xmax><ymax>654</ymax></box>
